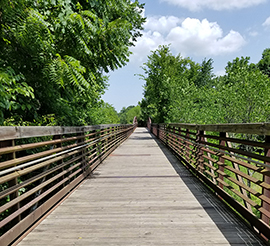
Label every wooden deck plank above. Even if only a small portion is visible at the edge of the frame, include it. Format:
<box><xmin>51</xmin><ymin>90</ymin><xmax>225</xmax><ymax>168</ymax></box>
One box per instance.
<box><xmin>17</xmin><ymin>128</ymin><xmax>265</xmax><ymax>246</ymax></box>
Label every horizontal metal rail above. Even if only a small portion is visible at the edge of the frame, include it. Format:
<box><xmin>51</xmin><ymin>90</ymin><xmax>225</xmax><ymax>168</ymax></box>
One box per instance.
<box><xmin>0</xmin><ymin>123</ymin><xmax>137</xmax><ymax>246</ymax></box>
<box><xmin>148</xmin><ymin>121</ymin><xmax>270</xmax><ymax>243</ymax></box>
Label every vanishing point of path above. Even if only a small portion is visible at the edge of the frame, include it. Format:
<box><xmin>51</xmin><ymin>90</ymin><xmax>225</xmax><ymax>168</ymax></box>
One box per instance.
<box><xmin>17</xmin><ymin>128</ymin><xmax>265</xmax><ymax>245</ymax></box>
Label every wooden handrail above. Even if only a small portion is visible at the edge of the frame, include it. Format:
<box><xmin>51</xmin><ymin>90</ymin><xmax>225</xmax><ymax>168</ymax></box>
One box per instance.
<box><xmin>148</xmin><ymin>120</ymin><xmax>270</xmax><ymax>243</ymax></box>
<box><xmin>0</xmin><ymin>123</ymin><xmax>137</xmax><ymax>246</ymax></box>
<box><xmin>168</xmin><ymin>122</ymin><xmax>270</xmax><ymax>135</ymax></box>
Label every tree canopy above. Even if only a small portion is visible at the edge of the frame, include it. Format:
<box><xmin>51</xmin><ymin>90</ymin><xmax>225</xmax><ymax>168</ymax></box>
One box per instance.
<box><xmin>118</xmin><ymin>105</ymin><xmax>141</xmax><ymax>124</ymax></box>
<box><xmin>2</xmin><ymin>1</ymin><xmax>269</xmax><ymax>126</ymax></box>
<box><xmin>140</xmin><ymin>45</ymin><xmax>270</xmax><ymax>124</ymax></box>
<box><xmin>0</xmin><ymin>0</ymin><xmax>145</xmax><ymax>125</ymax></box>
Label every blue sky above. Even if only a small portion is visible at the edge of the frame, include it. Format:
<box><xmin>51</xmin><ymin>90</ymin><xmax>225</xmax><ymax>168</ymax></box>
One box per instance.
<box><xmin>102</xmin><ymin>0</ymin><xmax>270</xmax><ymax>112</ymax></box>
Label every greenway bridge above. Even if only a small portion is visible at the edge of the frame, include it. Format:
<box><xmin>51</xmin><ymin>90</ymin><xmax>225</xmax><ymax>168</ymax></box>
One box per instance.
<box><xmin>0</xmin><ymin>121</ymin><xmax>270</xmax><ymax>245</ymax></box>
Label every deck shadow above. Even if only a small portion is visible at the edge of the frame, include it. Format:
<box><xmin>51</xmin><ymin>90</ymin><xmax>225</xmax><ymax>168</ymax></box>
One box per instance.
<box><xmin>146</xmin><ymin>131</ymin><xmax>266</xmax><ymax>246</ymax></box>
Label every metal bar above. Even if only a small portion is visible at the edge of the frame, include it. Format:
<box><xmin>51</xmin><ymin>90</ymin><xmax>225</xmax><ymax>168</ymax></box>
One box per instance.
<box><xmin>199</xmin><ymin>140</ymin><xmax>270</xmax><ymax>164</ymax></box>
<box><xmin>0</xmin><ymin>145</ymin><xmax>84</xmax><ymax>177</ymax></box>
<box><xmin>164</xmin><ymin>130</ymin><xmax>270</xmax><ymax>169</ymax></box>
<box><xmin>200</xmin><ymin>134</ymin><xmax>270</xmax><ymax>149</ymax></box>
<box><xmin>0</xmin><ymin>134</ymin><xmax>87</xmax><ymax>155</ymax></box>
<box><xmin>0</xmin><ymin>129</ymin><xmax>128</xmax><ymax>176</ymax></box>
<box><xmin>1</xmin><ymin>140</ymin><xmax>21</xmax><ymax>226</ymax></box>
<box><xmin>225</xmin><ymin>134</ymin><xmax>252</xmax><ymax>212</ymax></box>
<box><xmin>0</xmin><ymin>153</ymin><xmax>83</xmax><ymax>199</ymax></box>
<box><xmin>0</xmin><ymin>142</ymin><xmax>83</xmax><ymax>171</ymax></box>
<box><xmin>0</xmin><ymin>159</ymin><xmax>82</xmax><ymax>214</ymax></box>
<box><xmin>261</xmin><ymin>135</ymin><xmax>270</xmax><ymax>240</ymax></box>
<box><xmin>0</xmin><ymin>162</ymin><xmax>84</xmax><ymax>228</ymax></box>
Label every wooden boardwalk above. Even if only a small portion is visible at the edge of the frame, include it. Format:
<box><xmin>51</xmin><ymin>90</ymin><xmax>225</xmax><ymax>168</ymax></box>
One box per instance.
<box><xmin>17</xmin><ymin>128</ymin><xmax>265</xmax><ymax>246</ymax></box>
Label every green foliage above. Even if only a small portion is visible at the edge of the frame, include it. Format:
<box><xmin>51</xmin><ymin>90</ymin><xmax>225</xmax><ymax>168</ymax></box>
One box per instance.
<box><xmin>211</xmin><ymin>57</ymin><xmax>270</xmax><ymax>123</ymax></box>
<box><xmin>140</xmin><ymin>46</ymin><xmax>270</xmax><ymax>124</ymax></box>
<box><xmin>196</xmin><ymin>58</ymin><xmax>214</xmax><ymax>87</ymax></box>
<box><xmin>0</xmin><ymin>0</ymin><xmax>145</xmax><ymax>125</ymax></box>
<box><xmin>140</xmin><ymin>45</ymin><xmax>214</xmax><ymax>123</ymax></box>
<box><xmin>88</xmin><ymin>101</ymin><xmax>120</xmax><ymax>124</ymax></box>
<box><xmin>0</xmin><ymin>67</ymin><xmax>35</xmax><ymax>124</ymax></box>
<box><xmin>119</xmin><ymin>105</ymin><xmax>141</xmax><ymax>124</ymax></box>
<box><xmin>258</xmin><ymin>48</ymin><xmax>270</xmax><ymax>78</ymax></box>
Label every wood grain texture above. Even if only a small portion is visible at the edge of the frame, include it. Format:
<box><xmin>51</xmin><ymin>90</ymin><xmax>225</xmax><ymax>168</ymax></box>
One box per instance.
<box><xmin>17</xmin><ymin>128</ymin><xmax>265</xmax><ymax>246</ymax></box>
<box><xmin>0</xmin><ymin>124</ymin><xmax>130</xmax><ymax>140</ymax></box>
<box><xmin>169</xmin><ymin>122</ymin><xmax>270</xmax><ymax>135</ymax></box>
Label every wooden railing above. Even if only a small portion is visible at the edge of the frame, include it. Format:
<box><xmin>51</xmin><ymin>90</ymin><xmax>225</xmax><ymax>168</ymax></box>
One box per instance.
<box><xmin>0</xmin><ymin>123</ymin><xmax>136</xmax><ymax>245</ymax></box>
<box><xmin>149</xmin><ymin>122</ymin><xmax>270</xmax><ymax>242</ymax></box>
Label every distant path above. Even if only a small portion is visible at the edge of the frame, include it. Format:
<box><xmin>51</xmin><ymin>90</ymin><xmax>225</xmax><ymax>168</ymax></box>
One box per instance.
<box><xmin>17</xmin><ymin>127</ymin><xmax>264</xmax><ymax>245</ymax></box>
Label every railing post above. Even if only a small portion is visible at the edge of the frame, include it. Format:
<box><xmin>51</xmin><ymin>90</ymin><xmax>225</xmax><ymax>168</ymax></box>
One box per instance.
<box><xmin>178</xmin><ymin>126</ymin><xmax>183</xmax><ymax>156</ymax></box>
<box><xmin>165</xmin><ymin>124</ymin><xmax>169</xmax><ymax>145</ymax></box>
<box><xmin>185</xmin><ymin>129</ymin><xmax>190</xmax><ymax>162</ymax></box>
<box><xmin>94</xmin><ymin>129</ymin><xmax>100</xmax><ymax>161</ymax></box>
<box><xmin>77</xmin><ymin>131</ymin><xmax>87</xmax><ymax>173</ymax></box>
<box><xmin>147</xmin><ymin>117</ymin><xmax>151</xmax><ymax>132</ymax></box>
<box><xmin>125</xmin><ymin>125</ymin><xmax>128</xmax><ymax>139</ymax></box>
<box><xmin>218</xmin><ymin>132</ymin><xmax>226</xmax><ymax>190</ymax></box>
<box><xmin>172</xmin><ymin>126</ymin><xmax>177</xmax><ymax>153</ymax></box>
<box><xmin>196</xmin><ymin>130</ymin><xmax>204</xmax><ymax>173</ymax></box>
<box><xmin>149</xmin><ymin>118</ymin><xmax>153</xmax><ymax>134</ymax></box>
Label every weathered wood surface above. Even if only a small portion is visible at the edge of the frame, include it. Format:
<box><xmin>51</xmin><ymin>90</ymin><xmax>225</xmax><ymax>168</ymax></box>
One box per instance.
<box><xmin>17</xmin><ymin>128</ymin><xmax>265</xmax><ymax>246</ymax></box>
<box><xmin>169</xmin><ymin>122</ymin><xmax>270</xmax><ymax>135</ymax></box>
<box><xmin>0</xmin><ymin>124</ymin><xmax>129</xmax><ymax>140</ymax></box>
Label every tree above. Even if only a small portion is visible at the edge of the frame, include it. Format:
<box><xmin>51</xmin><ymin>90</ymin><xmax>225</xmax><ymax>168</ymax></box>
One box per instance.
<box><xmin>140</xmin><ymin>45</ymin><xmax>202</xmax><ymax>123</ymax></box>
<box><xmin>126</xmin><ymin>105</ymin><xmax>141</xmax><ymax>124</ymax></box>
<box><xmin>172</xmin><ymin>56</ymin><xmax>270</xmax><ymax>124</ymax></box>
<box><xmin>88</xmin><ymin>102</ymin><xmax>120</xmax><ymax>124</ymax></box>
<box><xmin>140</xmin><ymin>46</ymin><xmax>270</xmax><ymax>125</ymax></box>
<box><xmin>0</xmin><ymin>67</ymin><xmax>35</xmax><ymax>124</ymax></box>
<box><xmin>0</xmin><ymin>0</ymin><xmax>145</xmax><ymax>125</ymax></box>
<box><xmin>213</xmin><ymin>57</ymin><xmax>270</xmax><ymax>123</ymax></box>
<box><xmin>118</xmin><ymin>105</ymin><xmax>141</xmax><ymax>124</ymax></box>
<box><xmin>195</xmin><ymin>58</ymin><xmax>214</xmax><ymax>87</ymax></box>
<box><xmin>258</xmin><ymin>48</ymin><xmax>270</xmax><ymax>78</ymax></box>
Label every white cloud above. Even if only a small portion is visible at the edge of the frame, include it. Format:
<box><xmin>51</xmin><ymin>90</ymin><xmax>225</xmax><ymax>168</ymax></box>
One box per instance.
<box><xmin>130</xmin><ymin>16</ymin><xmax>246</xmax><ymax>63</ymax></box>
<box><xmin>161</xmin><ymin>0</ymin><xmax>267</xmax><ymax>11</ymax></box>
<box><xmin>167</xmin><ymin>18</ymin><xmax>245</xmax><ymax>56</ymax></box>
<box><xmin>263</xmin><ymin>16</ymin><xmax>270</xmax><ymax>27</ymax></box>
<box><xmin>129</xmin><ymin>16</ymin><xmax>182</xmax><ymax>63</ymax></box>
<box><xmin>130</xmin><ymin>30</ymin><xmax>168</xmax><ymax>64</ymax></box>
<box><xmin>144</xmin><ymin>16</ymin><xmax>182</xmax><ymax>33</ymax></box>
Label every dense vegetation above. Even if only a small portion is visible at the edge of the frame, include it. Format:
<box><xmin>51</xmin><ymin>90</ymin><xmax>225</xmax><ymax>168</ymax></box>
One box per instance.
<box><xmin>140</xmin><ymin>45</ymin><xmax>270</xmax><ymax>124</ymax></box>
<box><xmin>118</xmin><ymin>105</ymin><xmax>141</xmax><ymax>124</ymax></box>
<box><xmin>0</xmin><ymin>0</ymin><xmax>145</xmax><ymax>126</ymax></box>
<box><xmin>1</xmin><ymin>1</ymin><xmax>270</xmax><ymax>126</ymax></box>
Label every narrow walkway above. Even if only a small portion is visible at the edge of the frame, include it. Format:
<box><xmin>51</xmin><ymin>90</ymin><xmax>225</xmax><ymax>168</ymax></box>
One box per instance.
<box><xmin>18</xmin><ymin>128</ymin><xmax>264</xmax><ymax>245</ymax></box>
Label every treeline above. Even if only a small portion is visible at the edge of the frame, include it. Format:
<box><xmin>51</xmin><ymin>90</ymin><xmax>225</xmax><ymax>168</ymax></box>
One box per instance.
<box><xmin>0</xmin><ymin>0</ymin><xmax>145</xmax><ymax>126</ymax></box>
<box><xmin>140</xmin><ymin>45</ymin><xmax>270</xmax><ymax>124</ymax></box>
<box><xmin>83</xmin><ymin>104</ymin><xmax>141</xmax><ymax>125</ymax></box>
<box><xmin>118</xmin><ymin>105</ymin><xmax>141</xmax><ymax>124</ymax></box>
